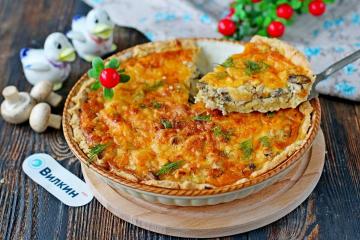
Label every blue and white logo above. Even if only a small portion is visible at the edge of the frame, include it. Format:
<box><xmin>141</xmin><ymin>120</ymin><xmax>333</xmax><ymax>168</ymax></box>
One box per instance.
<box><xmin>29</xmin><ymin>158</ymin><xmax>44</xmax><ymax>169</ymax></box>
<box><xmin>22</xmin><ymin>153</ymin><xmax>93</xmax><ymax>207</ymax></box>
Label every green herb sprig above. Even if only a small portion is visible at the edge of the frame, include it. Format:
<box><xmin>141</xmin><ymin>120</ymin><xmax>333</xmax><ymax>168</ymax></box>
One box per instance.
<box><xmin>161</xmin><ymin>119</ymin><xmax>173</xmax><ymax>129</ymax></box>
<box><xmin>152</xmin><ymin>101</ymin><xmax>162</xmax><ymax>109</ymax></box>
<box><xmin>193</xmin><ymin>114</ymin><xmax>211</xmax><ymax>121</ymax></box>
<box><xmin>88</xmin><ymin>143</ymin><xmax>108</xmax><ymax>163</ymax></box>
<box><xmin>259</xmin><ymin>136</ymin><xmax>271</xmax><ymax>148</ymax></box>
<box><xmin>239</xmin><ymin>139</ymin><xmax>253</xmax><ymax>158</ymax></box>
<box><xmin>145</xmin><ymin>80</ymin><xmax>164</xmax><ymax>91</ymax></box>
<box><xmin>244</xmin><ymin>60</ymin><xmax>269</xmax><ymax>76</ymax></box>
<box><xmin>220</xmin><ymin>57</ymin><xmax>234</xmax><ymax>68</ymax></box>
<box><xmin>156</xmin><ymin>160</ymin><xmax>184</xmax><ymax>176</ymax></box>
<box><xmin>212</xmin><ymin>126</ymin><xmax>231</xmax><ymax>141</ymax></box>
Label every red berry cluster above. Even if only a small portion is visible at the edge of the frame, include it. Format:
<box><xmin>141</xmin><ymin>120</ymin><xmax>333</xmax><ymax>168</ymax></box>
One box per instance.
<box><xmin>218</xmin><ymin>0</ymin><xmax>331</xmax><ymax>40</ymax></box>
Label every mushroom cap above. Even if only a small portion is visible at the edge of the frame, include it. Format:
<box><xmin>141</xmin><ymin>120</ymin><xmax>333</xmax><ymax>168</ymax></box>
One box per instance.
<box><xmin>1</xmin><ymin>87</ymin><xmax>35</xmax><ymax>124</ymax></box>
<box><xmin>29</xmin><ymin>103</ymin><xmax>51</xmax><ymax>132</ymax></box>
<box><xmin>30</xmin><ymin>80</ymin><xmax>53</xmax><ymax>101</ymax></box>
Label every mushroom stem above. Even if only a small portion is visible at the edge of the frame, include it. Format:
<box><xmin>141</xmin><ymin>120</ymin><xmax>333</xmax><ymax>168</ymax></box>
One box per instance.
<box><xmin>2</xmin><ymin>86</ymin><xmax>21</xmax><ymax>104</ymax></box>
<box><xmin>46</xmin><ymin>92</ymin><xmax>63</xmax><ymax>107</ymax></box>
<box><xmin>48</xmin><ymin>114</ymin><xmax>62</xmax><ymax>129</ymax></box>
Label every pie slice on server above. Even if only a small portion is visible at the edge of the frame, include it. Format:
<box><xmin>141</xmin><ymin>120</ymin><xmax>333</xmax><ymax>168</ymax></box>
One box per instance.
<box><xmin>195</xmin><ymin>36</ymin><xmax>315</xmax><ymax>114</ymax></box>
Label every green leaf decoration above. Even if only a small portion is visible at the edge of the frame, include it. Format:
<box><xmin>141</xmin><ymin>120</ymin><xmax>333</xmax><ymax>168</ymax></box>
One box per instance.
<box><xmin>88</xmin><ymin>57</ymin><xmax>131</xmax><ymax>100</ymax></box>
<box><xmin>277</xmin><ymin>0</ymin><xmax>287</xmax><ymax>4</ymax></box>
<box><xmin>92</xmin><ymin>57</ymin><xmax>104</xmax><ymax>72</ymax></box>
<box><xmin>257</xmin><ymin>28</ymin><xmax>268</xmax><ymax>36</ymax></box>
<box><xmin>90</xmin><ymin>80</ymin><xmax>101</xmax><ymax>91</ymax></box>
<box><xmin>103</xmin><ymin>88</ymin><xmax>114</xmax><ymax>100</ymax></box>
<box><xmin>106</xmin><ymin>58</ymin><xmax>120</xmax><ymax>69</ymax></box>
<box><xmin>88</xmin><ymin>143</ymin><xmax>108</xmax><ymax>163</ymax></box>
<box><xmin>239</xmin><ymin>139</ymin><xmax>253</xmax><ymax>158</ymax></box>
<box><xmin>301</xmin><ymin>0</ymin><xmax>312</xmax><ymax>13</ymax></box>
<box><xmin>262</xmin><ymin>16</ymin><xmax>272</xmax><ymax>28</ymax></box>
<box><xmin>156</xmin><ymin>160</ymin><xmax>184</xmax><ymax>176</ymax></box>
<box><xmin>161</xmin><ymin>119</ymin><xmax>173</xmax><ymax>129</ymax></box>
<box><xmin>88</xmin><ymin>68</ymin><xmax>100</xmax><ymax>79</ymax></box>
<box><xmin>290</xmin><ymin>0</ymin><xmax>302</xmax><ymax>9</ymax></box>
<box><xmin>120</xmin><ymin>74</ymin><xmax>131</xmax><ymax>83</ymax></box>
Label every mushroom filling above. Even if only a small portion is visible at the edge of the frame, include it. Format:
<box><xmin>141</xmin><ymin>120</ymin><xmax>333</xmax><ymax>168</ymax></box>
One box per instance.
<box><xmin>195</xmin><ymin>36</ymin><xmax>314</xmax><ymax>114</ymax></box>
<box><xmin>197</xmin><ymin>74</ymin><xmax>311</xmax><ymax>112</ymax></box>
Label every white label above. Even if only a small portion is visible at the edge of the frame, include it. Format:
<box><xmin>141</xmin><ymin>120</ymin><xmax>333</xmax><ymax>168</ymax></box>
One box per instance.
<box><xmin>22</xmin><ymin>153</ymin><xmax>93</xmax><ymax>207</ymax></box>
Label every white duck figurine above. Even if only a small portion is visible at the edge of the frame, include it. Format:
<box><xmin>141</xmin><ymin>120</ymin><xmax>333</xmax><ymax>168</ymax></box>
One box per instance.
<box><xmin>67</xmin><ymin>8</ymin><xmax>116</xmax><ymax>62</ymax></box>
<box><xmin>20</xmin><ymin>32</ymin><xmax>76</xmax><ymax>90</ymax></box>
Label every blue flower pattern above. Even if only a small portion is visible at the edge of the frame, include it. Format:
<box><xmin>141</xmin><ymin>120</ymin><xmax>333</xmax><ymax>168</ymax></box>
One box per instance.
<box><xmin>301</xmin><ymin>8</ymin><xmax>360</xmax><ymax>99</ymax></box>
<box><xmin>155</xmin><ymin>12</ymin><xmax>177</xmax><ymax>22</ymax></box>
<box><xmin>343</xmin><ymin>64</ymin><xmax>357</xmax><ymax>76</ymax></box>
<box><xmin>91</xmin><ymin>0</ymin><xmax>103</xmax><ymax>4</ymax></box>
<box><xmin>200</xmin><ymin>14</ymin><xmax>211</xmax><ymax>24</ymax></box>
<box><xmin>335</xmin><ymin>82</ymin><xmax>356</xmax><ymax>96</ymax></box>
<box><xmin>304</xmin><ymin>47</ymin><xmax>321</xmax><ymax>59</ymax></box>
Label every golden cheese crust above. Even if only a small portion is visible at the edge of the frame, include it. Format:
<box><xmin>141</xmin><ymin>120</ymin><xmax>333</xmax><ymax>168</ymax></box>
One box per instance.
<box><xmin>196</xmin><ymin>36</ymin><xmax>315</xmax><ymax>114</ymax></box>
<box><xmin>68</xmin><ymin>39</ymin><xmax>314</xmax><ymax>190</ymax></box>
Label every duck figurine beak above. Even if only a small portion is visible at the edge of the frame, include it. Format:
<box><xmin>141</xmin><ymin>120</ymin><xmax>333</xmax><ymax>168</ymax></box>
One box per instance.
<box><xmin>59</xmin><ymin>48</ymin><xmax>76</xmax><ymax>62</ymax></box>
<box><xmin>92</xmin><ymin>24</ymin><xmax>113</xmax><ymax>39</ymax></box>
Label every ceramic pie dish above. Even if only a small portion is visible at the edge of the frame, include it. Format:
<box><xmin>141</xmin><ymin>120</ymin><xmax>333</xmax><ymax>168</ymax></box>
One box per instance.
<box><xmin>63</xmin><ymin>38</ymin><xmax>321</xmax><ymax>206</ymax></box>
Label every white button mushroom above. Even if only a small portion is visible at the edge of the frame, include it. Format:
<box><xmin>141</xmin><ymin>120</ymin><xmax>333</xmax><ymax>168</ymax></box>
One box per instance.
<box><xmin>29</xmin><ymin>103</ymin><xmax>62</xmax><ymax>133</ymax></box>
<box><xmin>30</xmin><ymin>80</ymin><xmax>63</xmax><ymax>107</ymax></box>
<box><xmin>0</xmin><ymin>86</ymin><xmax>35</xmax><ymax>124</ymax></box>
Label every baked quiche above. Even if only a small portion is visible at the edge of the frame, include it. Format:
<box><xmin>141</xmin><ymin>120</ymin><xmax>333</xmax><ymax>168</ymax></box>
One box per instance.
<box><xmin>68</xmin><ymin>39</ymin><xmax>315</xmax><ymax>190</ymax></box>
<box><xmin>196</xmin><ymin>36</ymin><xmax>315</xmax><ymax>114</ymax></box>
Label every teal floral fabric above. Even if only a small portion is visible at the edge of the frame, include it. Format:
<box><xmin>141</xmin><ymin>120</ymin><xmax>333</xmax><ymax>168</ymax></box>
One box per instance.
<box><xmin>84</xmin><ymin>0</ymin><xmax>360</xmax><ymax>101</ymax></box>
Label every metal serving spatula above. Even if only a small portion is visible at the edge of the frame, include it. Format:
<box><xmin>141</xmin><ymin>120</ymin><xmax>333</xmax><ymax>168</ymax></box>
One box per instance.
<box><xmin>308</xmin><ymin>49</ymin><xmax>360</xmax><ymax>99</ymax></box>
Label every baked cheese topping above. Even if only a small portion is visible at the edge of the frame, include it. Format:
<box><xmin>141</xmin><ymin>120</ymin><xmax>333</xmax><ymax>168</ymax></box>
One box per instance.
<box><xmin>78</xmin><ymin>47</ymin><xmax>312</xmax><ymax>188</ymax></box>
<box><xmin>201</xmin><ymin>42</ymin><xmax>308</xmax><ymax>91</ymax></box>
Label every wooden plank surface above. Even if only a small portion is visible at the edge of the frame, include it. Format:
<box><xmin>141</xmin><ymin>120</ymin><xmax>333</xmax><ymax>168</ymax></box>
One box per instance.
<box><xmin>0</xmin><ymin>0</ymin><xmax>359</xmax><ymax>239</ymax></box>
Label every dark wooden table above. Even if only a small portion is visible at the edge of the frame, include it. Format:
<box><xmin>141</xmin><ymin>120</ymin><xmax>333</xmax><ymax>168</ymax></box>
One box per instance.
<box><xmin>0</xmin><ymin>1</ymin><xmax>359</xmax><ymax>239</ymax></box>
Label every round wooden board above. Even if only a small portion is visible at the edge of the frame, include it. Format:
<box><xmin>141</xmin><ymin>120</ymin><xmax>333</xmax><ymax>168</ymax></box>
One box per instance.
<box><xmin>82</xmin><ymin>130</ymin><xmax>325</xmax><ymax>238</ymax></box>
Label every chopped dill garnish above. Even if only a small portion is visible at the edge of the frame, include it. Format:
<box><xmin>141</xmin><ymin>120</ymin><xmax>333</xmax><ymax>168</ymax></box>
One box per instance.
<box><xmin>193</xmin><ymin>114</ymin><xmax>211</xmax><ymax>121</ymax></box>
<box><xmin>239</xmin><ymin>139</ymin><xmax>253</xmax><ymax>158</ymax></box>
<box><xmin>220</xmin><ymin>57</ymin><xmax>234</xmax><ymax>68</ymax></box>
<box><xmin>259</xmin><ymin>136</ymin><xmax>271</xmax><ymax>147</ymax></box>
<box><xmin>161</xmin><ymin>119</ymin><xmax>173</xmax><ymax>129</ymax></box>
<box><xmin>266</xmin><ymin>111</ymin><xmax>275</xmax><ymax>117</ymax></box>
<box><xmin>145</xmin><ymin>80</ymin><xmax>164</xmax><ymax>91</ymax></box>
<box><xmin>156</xmin><ymin>160</ymin><xmax>184</xmax><ymax>176</ymax></box>
<box><xmin>244</xmin><ymin>60</ymin><xmax>268</xmax><ymax>75</ymax></box>
<box><xmin>212</xmin><ymin>126</ymin><xmax>231</xmax><ymax>141</ymax></box>
<box><xmin>152</xmin><ymin>101</ymin><xmax>162</xmax><ymax>109</ymax></box>
<box><xmin>88</xmin><ymin>143</ymin><xmax>108</xmax><ymax>163</ymax></box>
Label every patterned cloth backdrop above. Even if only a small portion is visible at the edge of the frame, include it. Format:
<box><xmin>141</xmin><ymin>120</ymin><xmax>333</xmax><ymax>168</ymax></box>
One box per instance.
<box><xmin>83</xmin><ymin>0</ymin><xmax>360</xmax><ymax>101</ymax></box>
